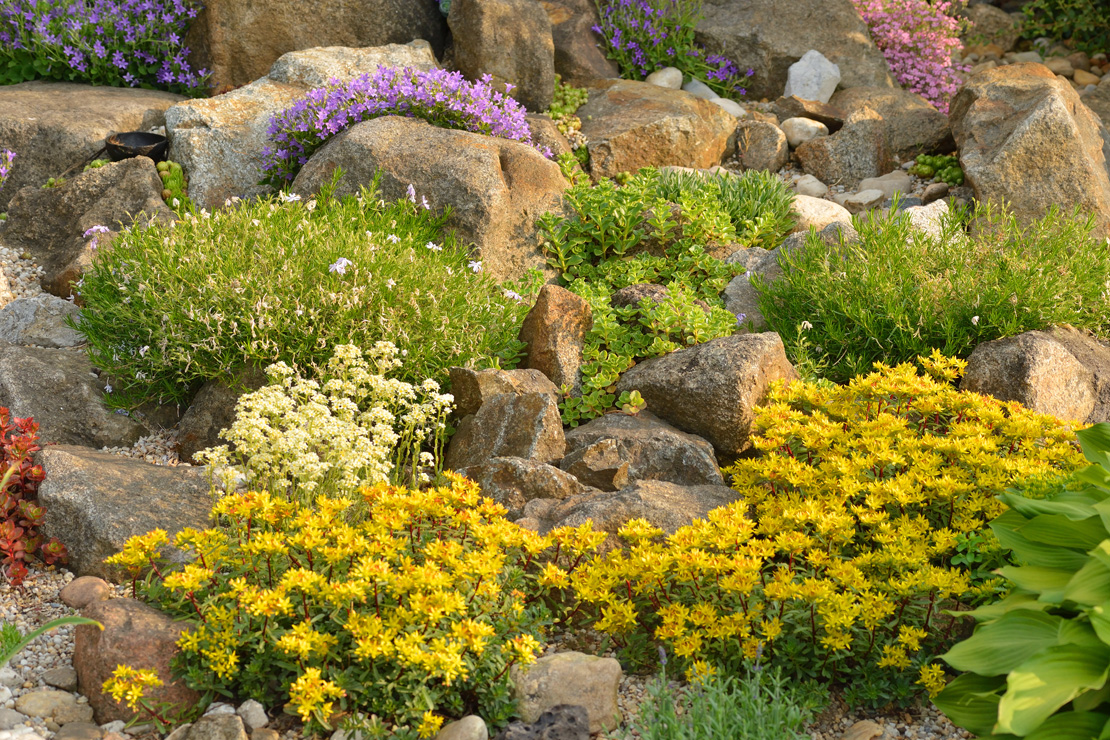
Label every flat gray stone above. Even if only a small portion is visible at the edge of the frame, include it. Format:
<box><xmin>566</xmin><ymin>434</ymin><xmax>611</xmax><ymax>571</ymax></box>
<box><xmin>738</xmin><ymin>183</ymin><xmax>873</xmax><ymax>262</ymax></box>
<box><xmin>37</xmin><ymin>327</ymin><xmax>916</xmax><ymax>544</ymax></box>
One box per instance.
<box><xmin>0</xmin><ymin>295</ymin><xmax>84</xmax><ymax>348</ymax></box>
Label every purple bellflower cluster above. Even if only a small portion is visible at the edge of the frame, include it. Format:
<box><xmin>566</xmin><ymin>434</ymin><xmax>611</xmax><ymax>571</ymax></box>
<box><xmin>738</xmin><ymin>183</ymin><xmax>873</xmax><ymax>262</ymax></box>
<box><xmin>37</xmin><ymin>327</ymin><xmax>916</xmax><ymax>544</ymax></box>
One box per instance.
<box><xmin>261</xmin><ymin>66</ymin><xmax>545</xmax><ymax>187</ymax></box>
<box><xmin>0</xmin><ymin>0</ymin><xmax>208</xmax><ymax>95</ymax></box>
<box><xmin>0</xmin><ymin>150</ymin><xmax>14</xmax><ymax>191</ymax></box>
<box><xmin>593</xmin><ymin>0</ymin><xmax>752</xmax><ymax>98</ymax></box>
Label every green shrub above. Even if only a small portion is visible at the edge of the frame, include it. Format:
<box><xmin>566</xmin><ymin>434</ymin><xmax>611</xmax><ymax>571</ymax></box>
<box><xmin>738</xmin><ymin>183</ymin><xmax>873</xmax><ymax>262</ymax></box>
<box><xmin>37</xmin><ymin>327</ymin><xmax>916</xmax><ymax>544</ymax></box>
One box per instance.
<box><xmin>632</xmin><ymin>665</ymin><xmax>821</xmax><ymax>740</ymax></box>
<box><xmin>935</xmin><ymin>423</ymin><xmax>1110</xmax><ymax>738</ymax></box>
<box><xmin>755</xmin><ymin>203</ymin><xmax>1110</xmax><ymax>384</ymax></box>
<box><xmin>74</xmin><ymin>176</ymin><xmax>531</xmax><ymax>408</ymax></box>
<box><xmin>1021</xmin><ymin>0</ymin><xmax>1110</xmax><ymax>55</ymax></box>
<box><xmin>538</xmin><ymin>168</ymin><xmax>795</xmax><ymax>423</ymax></box>
<box><xmin>909</xmin><ymin>154</ymin><xmax>963</xmax><ymax>187</ymax></box>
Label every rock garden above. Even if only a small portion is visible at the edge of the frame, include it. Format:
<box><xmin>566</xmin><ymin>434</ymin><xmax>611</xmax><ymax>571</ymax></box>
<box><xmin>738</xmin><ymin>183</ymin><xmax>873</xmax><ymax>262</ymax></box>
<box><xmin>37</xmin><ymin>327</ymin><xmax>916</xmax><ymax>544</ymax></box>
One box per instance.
<box><xmin>3</xmin><ymin>0</ymin><xmax>1110</xmax><ymax>739</ymax></box>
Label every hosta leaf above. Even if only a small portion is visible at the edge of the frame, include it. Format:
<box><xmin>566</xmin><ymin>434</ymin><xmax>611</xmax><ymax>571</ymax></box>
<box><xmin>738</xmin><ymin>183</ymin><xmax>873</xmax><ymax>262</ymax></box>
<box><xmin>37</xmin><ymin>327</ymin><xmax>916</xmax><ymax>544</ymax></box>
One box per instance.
<box><xmin>949</xmin><ymin>592</ymin><xmax>1049</xmax><ymax>623</ymax></box>
<box><xmin>933</xmin><ymin>672</ymin><xmax>1006</xmax><ymax>737</ymax></box>
<box><xmin>1078</xmin><ymin>424</ymin><xmax>1110</xmax><ymax>468</ymax></box>
<box><xmin>1023</xmin><ymin>711</ymin><xmax>1110</xmax><ymax>740</ymax></box>
<box><xmin>1065</xmin><ymin>557</ymin><xmax>1110</xmax><ymax>606</ymax></box>
<box><xmin>997</xmin><ymin>644</ymin><xmax>1110</xmax><ymax>736</ymax></box>
<box><xmin>999</xmin><ymin>565</ymin><xmax>1078</xmax><ymax>601</ymax></box>
<box><xmin>1019</xmin><ymin>514</ymin><xmax>1109</xmax><ymax>551</ymax></box>
<box><xmin>942</xmin><ymin>611</ymin><xmax>1065</xmax><ymax>675</ymax></box>
<box><xmin>993</xmin><ymin>511</ymin><xmax>1090</xmax><ymax>570</ymax></box>
<box><xmin>1000</xmin><ymin>491</ymin><xmax>1102</xmax><ymax>521</ymax></box>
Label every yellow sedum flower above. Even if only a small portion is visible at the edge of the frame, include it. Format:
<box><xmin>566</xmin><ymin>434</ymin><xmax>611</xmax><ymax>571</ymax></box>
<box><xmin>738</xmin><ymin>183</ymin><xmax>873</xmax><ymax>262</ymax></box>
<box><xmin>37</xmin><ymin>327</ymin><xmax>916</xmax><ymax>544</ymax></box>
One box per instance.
<box><xmin>102</xmin><ymin>665</ymin><xmax>163</xmax><ymax>711</ymax></box>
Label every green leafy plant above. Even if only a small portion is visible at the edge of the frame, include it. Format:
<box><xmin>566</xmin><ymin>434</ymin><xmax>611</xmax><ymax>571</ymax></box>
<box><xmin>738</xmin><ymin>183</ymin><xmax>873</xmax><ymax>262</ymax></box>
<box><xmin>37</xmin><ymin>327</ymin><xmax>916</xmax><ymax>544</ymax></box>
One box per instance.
<box><xmin>538</xmin><ymin>167</ymin><xmax>795</xmax><ymax>423</ymax></box>
<box><xmin>544</xmin><ymin>76</ymin><xmax>590</xmax><ymax>168</ymax></box>
<box><xmin>74</xmin><ymin>173</ymin><xmax>532</xmax><ymax>408</ymax></box>
<box><xmin>935</xmin><ymin>423</ymin><xmax>1110</xmax><ymax>738</ymax></box>
<box><xmin>155</xmin><ymin>160</ymin><xmax>194</xmax><ymax>216</ymax></box>
<box><xmin>41</xmin><ymin>176</ymin><xmax>65</xmax><ymax>189</ymax></box>
<box><xmin>83</xmin><ymin>158</ymin><xmax>109</xmax><ymax>172</ymax></box>
<box><xmin>1021</xmin><ymin>0</ymin><xmax>1110</xmax><ymax>55</ymax></box>
<box><xmin>756</xmin><ymin>202</ymin><xmax>1110</xmax><ymax>384</ymax></box>
<box><xmin>632</xmin><ymin>664</ymin><xmax>821</xmax><ymax>740</ymax></box>
<box><xmin>910</xmin><ymin>154</ymin><xmax>964</xmax><ymax>187</ymax></box>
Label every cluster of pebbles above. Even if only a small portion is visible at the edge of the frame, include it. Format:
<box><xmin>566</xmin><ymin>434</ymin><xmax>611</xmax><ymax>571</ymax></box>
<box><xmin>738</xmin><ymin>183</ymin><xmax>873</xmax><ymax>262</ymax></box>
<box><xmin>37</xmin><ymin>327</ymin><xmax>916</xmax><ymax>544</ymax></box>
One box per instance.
<box><xmin>0</xmin><ymin>244</ymin><xmax>43</xmax><ymax>310</ymax></box>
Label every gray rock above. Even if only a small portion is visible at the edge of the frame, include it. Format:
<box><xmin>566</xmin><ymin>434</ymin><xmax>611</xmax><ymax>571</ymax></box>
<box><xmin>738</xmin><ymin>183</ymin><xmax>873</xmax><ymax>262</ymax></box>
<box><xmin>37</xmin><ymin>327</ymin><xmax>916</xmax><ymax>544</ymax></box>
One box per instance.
<box><xmin>772</xmin><ymin>96</ymin><xmax>845</xmax><ymax>132</ymax></box>
<box><xmin>724</xmin><ymin>269</ymin><xmax>768</xmax><ymax>332</ymax></box>
<box><xmin>0</xmin><ymin>345</ymin><xmax>145</xmax><ymax>448</ymax></box>
<box><xmin>457</xmin><ymin>457</ymin><xmax>588</xmax><ymax>519</ymax></box>
<box><xmin>578</xmin><ymin>80</ymin><xmax>737</xmax><ymax>179</ymax></box>
<box><xmin>54</xmin><ymin>724</ymin><xmax>102</xmax><ymax>740</ymax></box>
<box><xmin>903</xmin><ymin>199</ymin><xmax>950</xmax><ymax>241</ymax></box>
<box><xmin>42</xmin><ymin>668</ymin><xmax>78</xmax><ymax>692</ymax></box>
<box><xmin>709</xmin><ymin>97</ymin><xmax>746</xmax><ymax>117</ymax></box>
<box><xmin>437</xmin><ymin>716</ymin><xmax>488</xmax><ymax>740</ymax></box>
<box><xmin>558</xmin><ymin>439</ymin><xmax>629</xmax><ymax>491</ymax></box>
<box><xmin>1045</xmin><ymin>326</ymin><xmax>1110</xmax><ymax>424</ymax></box>
<box><xmin>291</xmin><ymin>116</ymin><xmax>566</xmax><ymax>283</ymax></box>
<box><xmin>0</xmin><ymin>708</ymin><xmax>28</xmax><ymax>731</ymax></box>
<box><xmin>526</xmin><ymin>114</ymin><xmax>574</xmax><ymax>159</ymax></box>
<box><xmin>37</xmin><ymin>445</ymin><xmax>212</xmax><ymax>581</ymax></box>
<box><xmin>184</xmin><ymin>0</ymin><xmax>446</xmax><ymax>89</ymax></box>
<box><xmin>520</xmin><ymin>285</ymin><xmax>592</xmax><ymax>396</ymax></box>
<box><xmin>962</xmin><ymin>3</ymin><xmax>1020</xmax><ymax>52</ymax></box>
<box><xmin>857</xmin><ymin>170</ymin><xmax>913</xmax><ymax>199</ymax></box>
<box><xmin>0</xmin><ymin>82</ymin><xmax>182</xmax><ymax>211</ymax></box>
<box><xmin>794</xmin><ymin>174</ymin><xmax>828</xmax><ymax>197</ymax></box>
<box><xmin>681</xmin><ymin>79</ymin><xmax>717</xmax><ymax>100</ymax></box>
<box><xmin>15</xmin><ymin>691</ymin><xmax>86</xmax><ymax>721</ymax></box>
<box><xmin>733</xmin><ymin>120</ymin><xmax>788</xmax><ymax>172</ymax></box>
<box><xmin>449</xmin><ymin>0</ymin><xmax>555</xmax><ymax>111</ymax></box>
<box><xmin>562</xmin><ymin>410</ymin><xmax>723</xmax><ymax>486</ymax></box>
<box><xmin>235</xmin><ymin>701</ymin><xmax>267</xmax><ymax>732</ymax></box>
<box><xmin>842</xmin><ymin>189</ymin><xmax>885</xmax><ymax>214</ymax></box>
<box><xmin>645</xmin><ymin>67</ymin><xmax>683</xmax><ymax>89</ymax></box>
<box><xmin>694</xmin><ymin>0</ymin><xmax>894</xmax><ymax>100</ymax></box>
<box><xmin>781</xmin><ymin>117</ymin><xmax>828</xmax><ymax>148</ymax></box>
<box><xmin>783</xmin><ymin>50</ymin><xmax>841</xmax><ymax>104</ymax></box>
<box><xmin>182</xmin><ymin>715</ymin><xmax>248</xmax><ymax>740</ymax></box>
<box><xmin>830</xmin><ymin>86</ymin><xmax>952</xmax><ymax>161</ymax></box>
<box><xmin>614</xmin><ymin>332</ymin><xmax>799</xmax><ymax>458</ymax></box>
<box><xmin>960</xmin><ymin>331</ymin><xmax>1095</xmax><ymax>423</ymax></box>
<box><xmin>950</xmin><ymin>63</ymin><xmax>1110</xmax><ymax>238</ymax></box>
<box><xmin>449</xmin><ymin>368</ymin><xmax>559</xmax><ymax>417</ymax></box>
<box><xmin>0</xmin><ymin>295</ymin><xmax>84</xmax><ymax>348</ymax></box>
<box><xmin>0</xmin><ymin>158</ymin><xmax>174</xmax><ymax>298</ymax></box>
<box><xmin>511</xmin><ymin>653</ymin><xmax>620</xmax><ymax>733</ymax></box>
<box><xmin>267</xmin><ymin>41</ymin><xmax>438</xmax><ymax>89</ymax></box>
<box><xmin>541</xmin><ymin>0</ymin><xmax>620</xmax><ymax>87</ymax></box>
<box><xmin>175</xmin><ymin>366</ymin><xmax>267</xmax><ymax>464</ymax></box>
<box><xmin>795</xmin><ymin>106</ymin><xmax>893</xmax><ymax>189</ymax></box>
<box><xmin>922</xmin><ymin>182</ymin><xmax>950</xmax><ymax>204</ymax></box>
<box><xmin>60</xmin><ymin>577</ymin><xmax>113</xmax><ymax>610</ymax></box>
<box><xmin>790</xmin><ymin>194</ymin><xmax>852</xmax><ymax>233</ymax></box>
<box><xmin>445</xmin><ymin>393</ymin><xmax>566</xmax><ymax>469</ymax></box>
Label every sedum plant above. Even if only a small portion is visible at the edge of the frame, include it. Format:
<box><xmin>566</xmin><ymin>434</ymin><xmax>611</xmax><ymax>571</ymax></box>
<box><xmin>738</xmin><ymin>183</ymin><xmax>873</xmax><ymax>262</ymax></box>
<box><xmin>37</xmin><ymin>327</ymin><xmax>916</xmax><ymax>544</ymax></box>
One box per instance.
<box><xmin>935</xmin><ymin>423</ymin><xmax>1110</xmax><ymax>739</ymax></box>
<box><xmin>756</xmin><ymin>203</ymin><xmax>1110</xmax><ymax>384</ymax></box>
<box><xmin>565</xmin><ymin>355</ymin><xmax>1084</xmax><ymax>707</ymax></box>
<box><xmin>538</xmin><ymin>167</ymin><xmax>795</xmax><ymax>424</ymax></box>
<box><xmin>106</xmin><ymin>477</ymin><xmax>606</xmax><ymax>739</ymax></box>
<box><xmin>196</xmin><ymin>343</ymin><xmax>454</xmax><ymax>498</ymax></box>
<box><xmin>74</xmin><ymin>175</ymin><xmax>531</xmax><ymax>408</ymax></box>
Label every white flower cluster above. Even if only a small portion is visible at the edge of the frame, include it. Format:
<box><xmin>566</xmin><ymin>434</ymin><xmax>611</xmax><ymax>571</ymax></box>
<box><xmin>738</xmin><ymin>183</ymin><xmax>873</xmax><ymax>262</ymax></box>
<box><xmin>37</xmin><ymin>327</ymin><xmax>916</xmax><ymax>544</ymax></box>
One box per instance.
<box><xmin>197</xmin><ymin>343</ymin><xmax>454</xmax><ymax>499</ymax></box>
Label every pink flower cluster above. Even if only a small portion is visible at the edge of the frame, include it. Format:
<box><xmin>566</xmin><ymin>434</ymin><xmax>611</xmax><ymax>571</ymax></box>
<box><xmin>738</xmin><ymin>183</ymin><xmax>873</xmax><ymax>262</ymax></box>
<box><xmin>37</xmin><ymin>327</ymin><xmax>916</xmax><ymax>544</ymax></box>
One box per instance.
<box><xmin>852</xmin><ymin>0</ymin><xmax>970</xmax><ymax>114</ymax></box>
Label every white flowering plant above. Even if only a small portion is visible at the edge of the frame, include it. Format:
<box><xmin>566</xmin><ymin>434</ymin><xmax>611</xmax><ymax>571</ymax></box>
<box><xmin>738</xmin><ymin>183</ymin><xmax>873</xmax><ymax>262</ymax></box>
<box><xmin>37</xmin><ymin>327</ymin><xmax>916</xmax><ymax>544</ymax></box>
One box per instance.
<box><xmin>197</xmin><ymin>343</ymin><xmax>454</xmax><ymax>497</ymax></box>
<box><xmin>72</xmin><ymin>172</ymin><xmax>535</xmax><ymax>408</ymax></box>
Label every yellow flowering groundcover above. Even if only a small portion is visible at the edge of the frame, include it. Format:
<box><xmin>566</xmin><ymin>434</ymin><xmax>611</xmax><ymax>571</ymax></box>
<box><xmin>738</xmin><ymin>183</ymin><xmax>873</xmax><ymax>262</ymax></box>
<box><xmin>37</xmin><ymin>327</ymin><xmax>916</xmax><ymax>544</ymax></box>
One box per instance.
<box><xmin>563</xmin><ymin>354</ymin><xmax>1084</xmax><ymax>706</ymax></box>
<box><xmin>106</xmin><ymin>477</ymin><xmax>605</xmax><ymax>739</ymax></box>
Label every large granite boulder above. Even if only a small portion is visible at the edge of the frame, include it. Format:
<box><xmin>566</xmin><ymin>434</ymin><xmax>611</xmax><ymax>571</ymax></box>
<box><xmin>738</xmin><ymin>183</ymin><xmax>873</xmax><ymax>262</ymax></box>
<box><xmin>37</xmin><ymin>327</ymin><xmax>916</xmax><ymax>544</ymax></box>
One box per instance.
<box><xmin>449</xmin><ymin>367</ymin><xmax>559</xmax><ymax>417</ymax></box>
<box><xmin>539</xmin><ymin>0</ymin><xmax>620</xmax><ymax>86</ymax></box>
<box><xmin>37</xmin><ymin>446</ymin><xmax>212</xmax><ymax>581</ymax></box>
<box><xmin>166</xmin><ymin>41</ymin><xmax>439</xmax><ymax>211</ymax></box>
<box><xmin>0</xmin><ymin>295</ymin><xmax>84</xmax><ymax>348</ymax></box>
<box><xmin>184</xmin><ymin>0</ymin><xmax>446</xmax><ymax>89</ymax></box>
<box><xmin>457</xmin><ymin>457</ymin><xmax>590</xmax><ymax>519</ymax></box>
<box><xmin>445</xmin><ymin>392</ymin><xmax>566</xmax><ymax>469</ymax></box>
<box><xmin>694</xmin><ymin>0</ymin><xmax>894</xmax><ymax>101</ymax></box>
<box><xmin>0</xmin><ymin>82</ymin><xmax>182</xmax><ymax>210</ymax></box>
<box><xmin>830</xmin><ymin>86</ymin><xmax>953</xmax><ymax>161</ymax></box>
<box><xmin>577</xmin><ymin>80</ymin><xmax>737</xmax><ymax>179</ymax></box>
<box><xmin>0</xmin><ymin>345</ymin><xmax>145</xmax><ymax>448</ymax></box>
<box><xmin>510</xmin><ymin>653</ymin><xmax>621</xmax><ymax>733</ymax></box>
<box><xmin>614</xmin><ymin>332</ymin><xmax>798</xmax><ymax>458</ymax></box>
<box><xmin>950</xmin><ymin>63</ymin><xmax>1110</xmax><ymax>238</ymax></box>
<box><xmin>795</xmin><ymin>106</ymin><xmax>893</xmax><ymax>189</ymax></box>
<box><xmin>449</xmin><ymin>0</ymin><xmax>555</xmax><ymax>112</ymax></box>
<box><xmin>291</xmin><ymin>116</ymin><xmax>567</xmax><ymax>283</ymax></box>
<box><xmin>0</xmin><ymin>157</ymin><xmax>174</xmax><ymax>297</ymax></box>
<box><xmin>519</xmin><ymin>285</ymin><xmax>592</xmax><ymax>396</ymax></box>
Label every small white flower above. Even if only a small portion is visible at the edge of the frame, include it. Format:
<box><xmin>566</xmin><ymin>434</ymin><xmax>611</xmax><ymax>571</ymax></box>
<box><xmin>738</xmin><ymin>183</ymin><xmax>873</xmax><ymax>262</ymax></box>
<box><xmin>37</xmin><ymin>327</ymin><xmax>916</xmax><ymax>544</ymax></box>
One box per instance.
<box><xmin>468</xmin><ymin>260</ymin><xmax>482</xmax><ymax>273</ymax></box>
<box><xmin>104</xmin><ymin>383</ymin><xmax>113</xmax><ymax>394</ymax></box>
<box><xmin>386</xmin><ymin>279</ymin><xmax>396</xmax><ymax>288</ymax></box>
<box><xmin>329</xmin><ymin>257</ymin><xmax>353</xmax><ymax>275</ymax></box>
<box><xmin>972</xmin><ymin>315</ymin><xmax>980</xmax><ymax>325</ymax></box>
<box><xmin>387</xmin><ymin>233</ymin><xmax>400</xmax><ymax>244</ymax></box>
<box><xmin>139</xmin><ymin>345</ymin><xmax>150</xmax><ymax>357</ymax></box>
<box><xmin>503</xmin><ymin>289</ymin><xmax>523</xmax><ymax>301</ymax></box>
<box><xmin>295</xmin><ymin>309</ymin><xmax>303</xmax><ymax>316</ymax></box>
<box><xmin>426</xmin><ymin>242</ymin><xmax>442</xmax><ymax>252</ymax></box>
<box><xmin>305</xmin><ymin>200</ymin><xmax>317</xmax><ymax>212</ymax></box>
<box><xmin>278</xmin><ymin>191</ymin><xmax>302</xmax><ymax>203</ymax></box>
<box><xmin>801</xmin><ymin>320</ymin><xmax>813</xmax><ymax>330</ymax></box>
<box><xmin>421</xmin><ymin>195</ymin><xmax>430</xmax><ymax>210</ymax></box>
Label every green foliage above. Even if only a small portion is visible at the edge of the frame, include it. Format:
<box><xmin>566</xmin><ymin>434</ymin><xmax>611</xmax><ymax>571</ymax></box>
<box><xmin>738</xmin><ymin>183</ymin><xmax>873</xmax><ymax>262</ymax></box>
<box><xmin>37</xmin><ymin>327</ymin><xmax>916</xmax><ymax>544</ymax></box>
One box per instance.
<box><xmin>1</xmin><ymin>617</ymin><xmax>101</xmax><ymax>668</ymax></box>
<box><xmin>545</xmin><ymin>75</ymin><xmax>589</xmax><ymax>119</ymax></box>
<box><xmin>755</xmin><ymin>203</ymin><xmax>1110</xmax><ymax>384</ymax></box>
<box><xmin>935</xmin><ymin>423</ymin><xmax>1110</xmax><ymax>738</ymax></box>
<box><xmin>538</xmin><ymin>168</ymin><xmax>795</xmax><ymax>423</ymax></box>
<box><xmin>631</xmin><ymin>665</ymin><xmax>821</xmax><ymax>740</ymax></box>
<box><xmin>41</xmin><ymin>176</ymin><xmax>65</xmax><ymax>188</ymax></box>
<box><xmin>83</xmin><ymin>159</ymin><xmax>109</xmax><ymax>171</ymax></box>
<box><xmin>155</xmin><ymin>160</ymin><xmax>194</xmax><ymax>216</ymax></box>
<box><xmin>1021</xmin><ymin>0</ymin><xmax>1110</xmax><ymax>55</ymax></box>
<box><xmin>910</xmin><ymin>154</ymin><xmax>964</xmax><ymax>187</ymax></box>
<box><xmin>74</xmin><ymin>174</ymin><xmax>532</xmax><ymax>408</ymax></box>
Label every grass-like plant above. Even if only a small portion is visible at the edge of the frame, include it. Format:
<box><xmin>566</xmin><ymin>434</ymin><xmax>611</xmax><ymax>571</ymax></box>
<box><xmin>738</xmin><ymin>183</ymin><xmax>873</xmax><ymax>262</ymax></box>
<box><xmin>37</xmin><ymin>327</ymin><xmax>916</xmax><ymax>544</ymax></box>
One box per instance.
<box><xmin>538</xmin><ymin>167</ymin><xmax>795</xmax><ymax>424</ymax></box>
<box><xmin>74</xmin><ymin>175</ymin><xmax>532</xmax><ymax>408</ymax></box>
<box><xmin>632</xmin><ymin>665</ymin><xmax>820</xmax><ymax>740</ymax></box>
<box><xmin>755</xmin><ymin>203</ymin><xmax>1110</xmax><ymax>384</ymax></box>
